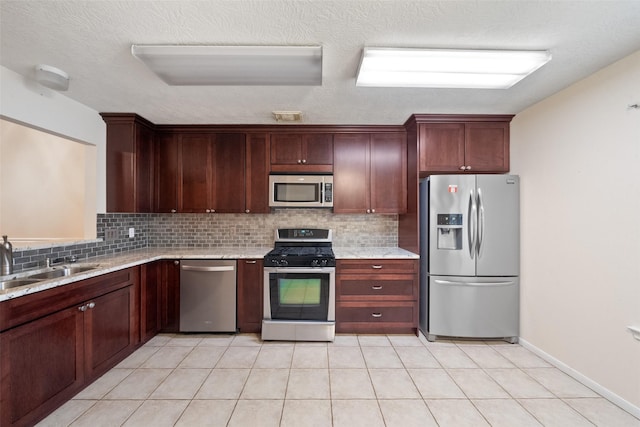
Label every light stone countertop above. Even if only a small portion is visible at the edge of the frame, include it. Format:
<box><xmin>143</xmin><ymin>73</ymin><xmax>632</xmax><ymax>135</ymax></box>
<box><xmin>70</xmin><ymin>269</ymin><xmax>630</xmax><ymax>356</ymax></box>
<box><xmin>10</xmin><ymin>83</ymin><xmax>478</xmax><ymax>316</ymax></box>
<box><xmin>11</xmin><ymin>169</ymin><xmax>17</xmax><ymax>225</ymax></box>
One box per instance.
<box><xmin>0</xmin><ymin>246</ymin><xmax>419</xmax><ymax>302</ymax></box>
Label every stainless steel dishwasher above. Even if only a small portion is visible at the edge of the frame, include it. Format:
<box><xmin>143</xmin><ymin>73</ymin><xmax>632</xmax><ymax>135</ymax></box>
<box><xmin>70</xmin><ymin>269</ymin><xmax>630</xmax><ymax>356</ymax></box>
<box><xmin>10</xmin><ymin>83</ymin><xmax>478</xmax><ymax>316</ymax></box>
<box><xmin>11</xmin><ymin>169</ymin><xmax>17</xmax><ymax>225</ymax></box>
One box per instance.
<box><xmin>179</xmin><ymin>259</ymin><xmax>237</xmax><ymax>332</ymax></box>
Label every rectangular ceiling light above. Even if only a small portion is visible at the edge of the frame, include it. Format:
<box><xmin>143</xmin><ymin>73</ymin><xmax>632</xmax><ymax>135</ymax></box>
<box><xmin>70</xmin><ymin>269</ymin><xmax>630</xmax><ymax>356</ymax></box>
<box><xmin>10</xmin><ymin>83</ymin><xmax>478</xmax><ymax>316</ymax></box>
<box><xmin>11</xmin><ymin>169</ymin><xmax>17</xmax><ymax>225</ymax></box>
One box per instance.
<box><xmin>131</xmin><ymin>45</ymin><xmax>322</xmax><ymax>86</ymax></box>
<box><xmin>356</xmin><ymin>48</ymin><xmax>551</xmax><ymax>89</ymax></box>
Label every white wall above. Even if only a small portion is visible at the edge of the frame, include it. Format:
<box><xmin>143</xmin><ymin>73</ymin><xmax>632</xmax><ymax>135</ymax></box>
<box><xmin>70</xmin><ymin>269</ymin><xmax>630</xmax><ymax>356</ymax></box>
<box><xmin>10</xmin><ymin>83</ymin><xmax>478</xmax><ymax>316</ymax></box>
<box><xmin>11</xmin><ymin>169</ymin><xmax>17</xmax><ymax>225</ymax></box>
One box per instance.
<box><xmin>511</xmin><ymin>50</ymin><xmax>640</xmax><ymax>410</ymax></box>
<box><xmin>0</xmin><ymin>65</ymin><xmax>106</xmax><ymax>213</ymax></box>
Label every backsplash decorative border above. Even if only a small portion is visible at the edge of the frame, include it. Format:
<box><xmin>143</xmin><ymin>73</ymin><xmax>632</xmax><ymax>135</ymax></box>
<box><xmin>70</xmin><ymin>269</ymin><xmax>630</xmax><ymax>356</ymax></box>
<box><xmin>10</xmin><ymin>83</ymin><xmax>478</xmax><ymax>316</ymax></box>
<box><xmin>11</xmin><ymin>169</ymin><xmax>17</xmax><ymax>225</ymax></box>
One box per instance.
<box><xmin>8</xmin><ymin>210</ymin><xmax>397</xmax><ymax>273</ymax></box>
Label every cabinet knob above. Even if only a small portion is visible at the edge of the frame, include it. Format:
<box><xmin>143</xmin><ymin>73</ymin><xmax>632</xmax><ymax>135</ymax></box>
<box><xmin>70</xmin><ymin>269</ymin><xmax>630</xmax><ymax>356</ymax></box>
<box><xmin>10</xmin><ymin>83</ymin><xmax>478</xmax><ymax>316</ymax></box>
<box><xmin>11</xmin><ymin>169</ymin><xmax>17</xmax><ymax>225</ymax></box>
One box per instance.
<box><xmin>465</xmin><ymin>166</ymin><xmax>472</xmax><ymax>171</ymax></box>
<box><xmin>366</xmin><ymin>209</ymin><xmax>371</xmax><ymax>214</ymax></box>
<box><xmin>78</xmin><ymin>305</ymin><xmax>87</xmax><ymax>312</ymax></box>
<box><xmin>297</xmin><ymin>159</ymin><xmax>302</xmax><ymax>164</ymax></box>
<box><xmin>459</xmin><ymin>165</ymin><xmax>466</xmax><ymax>170</ymax></box>
<box><xmin>205</xmin><ymin>209</ymin><xmax>211</xmax><ymax>213</ymax></box>
<box><xmin>371</xmin><ymin>209</ymin><xmax>375</xmax><ymax>213</ymax></box>
<box><xmin>171</xmin><ymin>209</ymin><xmax>177</xmax><ymax>213</ymax></box>
<box><xmin>174</xmin><ymin>260</ymin><xmax>180</xmax><ymax>266</ymax></box>
<box><xmin>371</xmin><ymin>313</ymin><xmax>383</xmax><ymax>318</ymax></box>
<box><xmin>87</xmin><ymin>302</ymin><xmax>95</xmax><ymax>309</ymax></box>
<box><xmin>302</xmin><ymin>159</ymin><xmax>307</xmax><ymax>164</ymax></box>
<box><xmin>245</xmin><ymin>209</ymin><xmax>250</xmax><ymax>213</ymax></box>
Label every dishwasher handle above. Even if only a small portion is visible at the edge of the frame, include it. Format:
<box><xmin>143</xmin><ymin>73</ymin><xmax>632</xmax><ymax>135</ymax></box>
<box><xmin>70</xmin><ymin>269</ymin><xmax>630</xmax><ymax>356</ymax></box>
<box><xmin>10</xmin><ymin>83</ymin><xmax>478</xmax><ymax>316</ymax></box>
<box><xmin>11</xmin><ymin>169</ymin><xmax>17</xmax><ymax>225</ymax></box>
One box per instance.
<box><xmin>181</xmin><ymin>265</ymin><xmax>235</xmax><ymax>272</ymax></box>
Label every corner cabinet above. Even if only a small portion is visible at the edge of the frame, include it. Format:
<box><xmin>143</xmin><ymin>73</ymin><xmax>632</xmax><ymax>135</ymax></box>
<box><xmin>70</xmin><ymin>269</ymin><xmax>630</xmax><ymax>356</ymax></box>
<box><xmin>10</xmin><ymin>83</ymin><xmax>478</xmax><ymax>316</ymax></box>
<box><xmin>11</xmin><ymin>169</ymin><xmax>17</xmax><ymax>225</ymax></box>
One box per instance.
<box><xmin>336</xmin><ymin>259</ymin><xmax>419</xmax><ymax>335</ymax></box>
<box><xmin>333</xmin><ymin>132</ymin><xmax>407</xmax><ymax>214</ymax></box>
<box><xmin>406</xmin><ymin>114</ymin><xmax>514</xmax><ymax>175</ymax></box>
<box><xmin>0</xmin><ymin>268</ymin><xmax>139</xmax><ymax>427</ymax></box>
<box><xmin>101</xmin><ymin>113</ymin><xmax>155</xmax><ymax>213</ymax></box>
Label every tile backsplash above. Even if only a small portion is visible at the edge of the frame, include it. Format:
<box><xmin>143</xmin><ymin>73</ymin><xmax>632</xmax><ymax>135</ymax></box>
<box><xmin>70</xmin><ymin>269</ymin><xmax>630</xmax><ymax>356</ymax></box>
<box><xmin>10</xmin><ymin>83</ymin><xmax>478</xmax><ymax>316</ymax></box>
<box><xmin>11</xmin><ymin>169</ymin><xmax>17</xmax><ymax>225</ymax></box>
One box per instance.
<box><xmin>8</xmin><ymin>210</ymin><xmax>397</xmax><ymax>273</ymax></box>
<box><xmin>148</xmin><ymin>209</ymin><xmax>398</xmax><ymax>248</ymax></box>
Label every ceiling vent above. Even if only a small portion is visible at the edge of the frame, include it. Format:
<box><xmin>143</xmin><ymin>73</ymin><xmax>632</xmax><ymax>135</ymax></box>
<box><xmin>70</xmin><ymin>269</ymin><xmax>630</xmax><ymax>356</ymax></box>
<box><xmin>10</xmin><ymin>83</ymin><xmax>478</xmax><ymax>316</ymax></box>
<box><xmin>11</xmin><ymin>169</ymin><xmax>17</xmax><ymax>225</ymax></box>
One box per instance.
<box><xmin>272</xmin><ymin>111</ymin><xmax>303</xmax><ymax>122</ymax></box>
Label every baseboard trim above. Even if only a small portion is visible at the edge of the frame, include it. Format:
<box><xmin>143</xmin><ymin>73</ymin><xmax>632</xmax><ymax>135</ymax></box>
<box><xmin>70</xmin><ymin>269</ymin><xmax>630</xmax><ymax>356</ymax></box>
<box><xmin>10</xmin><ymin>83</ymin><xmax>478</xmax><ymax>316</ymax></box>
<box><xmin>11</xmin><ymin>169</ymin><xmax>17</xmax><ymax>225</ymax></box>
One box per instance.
<box><xmin>519</xmin><ymin>338</ymin><xmax>640</xmax><ymax>420</ymax></box>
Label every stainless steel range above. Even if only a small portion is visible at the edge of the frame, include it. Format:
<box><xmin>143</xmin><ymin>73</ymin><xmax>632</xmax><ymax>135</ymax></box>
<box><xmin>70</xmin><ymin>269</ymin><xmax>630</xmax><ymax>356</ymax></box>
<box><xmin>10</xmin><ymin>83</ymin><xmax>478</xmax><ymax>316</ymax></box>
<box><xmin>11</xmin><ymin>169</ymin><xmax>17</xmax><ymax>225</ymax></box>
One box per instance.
<box><xmin>262</xmin><ymin>228</ymin><xmax>336</xmax><ymax>342</ymax></box>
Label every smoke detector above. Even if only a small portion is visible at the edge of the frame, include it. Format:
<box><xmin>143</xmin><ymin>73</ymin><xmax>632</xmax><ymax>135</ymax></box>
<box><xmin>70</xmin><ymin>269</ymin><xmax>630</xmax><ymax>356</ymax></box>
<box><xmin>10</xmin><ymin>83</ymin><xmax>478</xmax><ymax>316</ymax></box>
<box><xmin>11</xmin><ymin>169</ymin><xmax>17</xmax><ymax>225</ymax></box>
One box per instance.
<box><xmin>272</xmin><ymin>111</ymin><xmax>303</xmax><ymax>122</ymax></box>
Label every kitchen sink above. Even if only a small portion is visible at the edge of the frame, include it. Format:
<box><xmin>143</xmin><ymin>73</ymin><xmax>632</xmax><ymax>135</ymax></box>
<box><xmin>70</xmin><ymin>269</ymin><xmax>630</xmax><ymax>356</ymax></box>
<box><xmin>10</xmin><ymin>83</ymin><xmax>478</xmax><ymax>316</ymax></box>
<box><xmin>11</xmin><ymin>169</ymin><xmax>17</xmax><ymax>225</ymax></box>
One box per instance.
<box><xmin>0</xmin><ymin>278</ymin><xmax>41</xmax><ymax>290</ymax></box>
<box><xmin>27</xmin><ymin>264</ymin><xmax>101</xmax><ymax>280</ymax></box>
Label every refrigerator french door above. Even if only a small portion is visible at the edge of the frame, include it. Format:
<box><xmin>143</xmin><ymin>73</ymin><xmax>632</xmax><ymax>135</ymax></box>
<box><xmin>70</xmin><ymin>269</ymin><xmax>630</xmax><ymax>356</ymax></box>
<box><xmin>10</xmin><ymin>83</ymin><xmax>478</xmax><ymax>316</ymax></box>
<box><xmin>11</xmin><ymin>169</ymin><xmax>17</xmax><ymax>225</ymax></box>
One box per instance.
<box><xmin>419</xmin><ymin>174</ymin><xmax>520</xmax><ymax>343</ymax></box>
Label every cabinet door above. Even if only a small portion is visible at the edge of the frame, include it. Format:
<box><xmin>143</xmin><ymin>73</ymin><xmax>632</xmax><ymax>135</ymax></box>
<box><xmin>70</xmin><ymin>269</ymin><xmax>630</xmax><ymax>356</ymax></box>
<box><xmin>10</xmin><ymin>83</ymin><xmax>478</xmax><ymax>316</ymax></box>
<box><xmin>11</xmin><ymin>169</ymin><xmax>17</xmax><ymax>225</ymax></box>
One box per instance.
<box><xmin>370</xmin><ymin>133</ymin><xmax>407</xmax><ymax>214</ymax></box>
<box><xmin>270</xmin><ymin>134</ymin><xmax>303</xmax><ymax>165</ymax></box>
<box><xmin>0</xmin><ymin>307</ymin><xmax>83</xmax><ymax>427</ymax></box>
<box><xmin>179</xmin><ymin>134</ymin><xmax>212</xmax><ymax>212</ymax></box>
<box><xmin>303</xmin><ymin>134</ymin><xmax>333</xmax><ymax>165</ymax></box>
<box><xmin>212</xmin><ymin>133</ymin><xmax>246</xmax><ymax>213</ymax></box>
<box><xmin>333</xmin><ymin>133</ymin><xmax>370</xmax><ymax>213</ymax></box>
<box><xmin>464</xmin><ymin>122</ymin><xmax>510</xmax><ymax>172</ymax></box>
<box><xmin>160</xmin><ymin>260</ymin><xmax>180</xmax><ymax>333</ymax></box>
<box><xmin>104</xmin><ymin>118</ymin><xmax>154</xmax><ymax>213</ymax></box>
<box><xmin>141</xmin><ymin>262</ymin><xmax>161</xmax><ymax>343</ymax></box>
<box><xmin>237</xmin><ymin>259</ymin><xmax>264</xmax><ymax>333</ymax></box>
<box><xmin>155</xmin><ymin>132</ymin><xmax>179</xmax><ymax>213</ymax></box>
<box><xmin>84</xmin><ymin>286</ymin><xmax>137</xmax><ymax>380</ymax></box>
<box><xmin>245</xmin><ymin>133</ymin><xmax>270</xmax><ymax>213</ymax></box>
<box><xmin>418</xmin><ymin>123</ymin><xmax>465</xmax><ymax>173</ymax></box>
<box><xmin>270</xmin><ymin>133</ymin><xmax>333</xmax><ymax>172</ymax></box>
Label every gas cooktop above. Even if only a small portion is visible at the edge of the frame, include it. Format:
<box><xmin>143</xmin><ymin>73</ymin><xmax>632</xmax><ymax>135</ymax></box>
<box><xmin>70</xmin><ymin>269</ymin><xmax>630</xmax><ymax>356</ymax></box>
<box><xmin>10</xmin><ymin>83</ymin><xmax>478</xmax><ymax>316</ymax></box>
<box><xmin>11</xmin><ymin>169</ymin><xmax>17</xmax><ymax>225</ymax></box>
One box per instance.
<box><xmin>264</xmin><ymin>228</ymin><xmax>335</xmax><ymax>268</ymax></box>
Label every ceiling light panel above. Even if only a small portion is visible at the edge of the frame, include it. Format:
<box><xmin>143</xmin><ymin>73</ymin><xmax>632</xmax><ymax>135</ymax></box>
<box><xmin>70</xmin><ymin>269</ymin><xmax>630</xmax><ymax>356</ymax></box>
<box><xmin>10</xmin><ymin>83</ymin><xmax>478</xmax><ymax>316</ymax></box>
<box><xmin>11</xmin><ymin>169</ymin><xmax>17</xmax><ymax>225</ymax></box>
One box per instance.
<box><xmin>131</xmin><ymin>45</ymin><xmax>322</xmax><ymax>86</ymax></box>
<box><xmin>356</xmin><ymin>48</ymin><xmax>551</xmax><ymax>89</ymax></box>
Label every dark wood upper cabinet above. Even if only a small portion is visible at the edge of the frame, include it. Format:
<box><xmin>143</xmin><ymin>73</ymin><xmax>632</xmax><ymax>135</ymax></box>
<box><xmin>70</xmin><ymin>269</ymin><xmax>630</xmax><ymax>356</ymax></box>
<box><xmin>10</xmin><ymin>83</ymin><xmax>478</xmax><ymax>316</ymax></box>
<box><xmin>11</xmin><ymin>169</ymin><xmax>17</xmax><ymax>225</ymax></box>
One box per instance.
<box><xmin>211</xmin><ymin>133</ymin><xmax>246</xmax><ymax>213</ymax></box>
<box><xmin>154</xmin><ymin>132</ymin><xmax>179</xmax><ymax>213</ymax></box>
<box><xmin>101</xmin><ymin>113</ymin><xmax>155</xmax><ymax>213</ymax></box>
<box><xmin>464</xmin><ymin>122</ymin><xmax>510</xmax><ymax>172</ymax></box>
<box><xmin>408</xmin><ymin>114</ymin><xmax>513</xmax><ymax>175</ymax></box>
<box><xmin>245</xmin><ymin>133</ymin><xmax>270</xmax><ymax>214</ymax></box>
<box><xmin>179</xmin><ymin>133</ymin><xmax>213</xmax><ymax>212</ymax></box>
<box><xmin>270</xmin><ymin>133</ymin><xmax>333</xmax><ymax>172</ymax></box>
<box><xmin>333</xmin><ymin>132</ymin><xmax>407</xmax><ymax>214</ymax></box>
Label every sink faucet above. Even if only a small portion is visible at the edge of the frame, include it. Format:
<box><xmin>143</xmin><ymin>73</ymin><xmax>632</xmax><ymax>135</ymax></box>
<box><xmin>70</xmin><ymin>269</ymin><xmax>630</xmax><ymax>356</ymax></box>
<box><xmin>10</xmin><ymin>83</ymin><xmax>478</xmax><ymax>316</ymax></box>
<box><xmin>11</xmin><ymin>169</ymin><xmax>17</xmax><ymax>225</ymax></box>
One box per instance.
<box><xmin>1</xmin><ymin>235</ymin><xmax>13</xmax><ymax>275</ymax></box>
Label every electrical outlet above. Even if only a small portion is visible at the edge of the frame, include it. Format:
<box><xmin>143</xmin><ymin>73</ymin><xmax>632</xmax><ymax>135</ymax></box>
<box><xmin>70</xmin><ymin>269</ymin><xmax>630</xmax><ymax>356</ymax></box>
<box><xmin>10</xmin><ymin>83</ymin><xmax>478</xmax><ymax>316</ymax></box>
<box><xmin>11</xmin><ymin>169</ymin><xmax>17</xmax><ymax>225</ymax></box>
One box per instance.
<box><xmin>105</xmin><ymin>228</ymin><xmax>118</xmax><ymax>241</ymax></box>
<box><xmin>128</xmin><ymin>227</ymin><xmax>135</xmax><ymax>238</ymax></box>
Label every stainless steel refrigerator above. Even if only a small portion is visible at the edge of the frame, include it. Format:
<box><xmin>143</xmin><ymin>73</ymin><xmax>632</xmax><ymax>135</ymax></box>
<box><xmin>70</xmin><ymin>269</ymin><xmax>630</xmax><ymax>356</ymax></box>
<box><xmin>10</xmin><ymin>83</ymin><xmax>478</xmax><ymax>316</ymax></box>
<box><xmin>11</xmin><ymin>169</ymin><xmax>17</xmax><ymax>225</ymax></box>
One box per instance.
<box><xmin>419</xmin><ymin>174</ymin><xmax>520</xmax><ymax>343</ymax></box>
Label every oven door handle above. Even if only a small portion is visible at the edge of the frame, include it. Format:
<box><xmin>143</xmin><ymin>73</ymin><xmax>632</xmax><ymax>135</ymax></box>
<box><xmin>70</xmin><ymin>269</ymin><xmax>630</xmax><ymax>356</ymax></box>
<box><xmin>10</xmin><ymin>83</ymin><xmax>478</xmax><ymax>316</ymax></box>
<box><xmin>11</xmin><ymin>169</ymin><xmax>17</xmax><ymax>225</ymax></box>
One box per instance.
<box><xmin>264</xmin><ymin>267</ymin><xmax>335</xmax><ymax>274</ymax></box>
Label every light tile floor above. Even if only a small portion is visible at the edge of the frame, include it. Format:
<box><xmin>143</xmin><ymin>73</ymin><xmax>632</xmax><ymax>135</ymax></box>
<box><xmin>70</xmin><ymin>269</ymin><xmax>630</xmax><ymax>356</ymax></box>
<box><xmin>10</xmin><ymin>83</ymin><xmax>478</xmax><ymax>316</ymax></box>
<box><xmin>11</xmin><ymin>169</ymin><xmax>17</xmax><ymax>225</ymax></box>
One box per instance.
<box><xmin>37</xmin><ymin>333</ymin><xmax>640</xmax><ymax>427</ymax></box>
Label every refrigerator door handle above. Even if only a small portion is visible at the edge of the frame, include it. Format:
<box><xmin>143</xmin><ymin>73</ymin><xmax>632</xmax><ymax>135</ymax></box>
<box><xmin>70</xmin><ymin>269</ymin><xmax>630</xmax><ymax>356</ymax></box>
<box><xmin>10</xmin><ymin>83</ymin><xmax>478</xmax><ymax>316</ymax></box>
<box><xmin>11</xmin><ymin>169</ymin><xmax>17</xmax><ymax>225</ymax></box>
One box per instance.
<box><xmin>468</xmin><ymin>189</ymin><xmax>477</xmax><ymax>259</ymax></box>
<box><xmin>477</xmin><ymin>188</ymin><xmax>485</xmax><ymax>257</ymax></box>
<box><xmin>434</xmin><ymin>279</ymin><xmax>516</xmax><ymax>287</ymax></box>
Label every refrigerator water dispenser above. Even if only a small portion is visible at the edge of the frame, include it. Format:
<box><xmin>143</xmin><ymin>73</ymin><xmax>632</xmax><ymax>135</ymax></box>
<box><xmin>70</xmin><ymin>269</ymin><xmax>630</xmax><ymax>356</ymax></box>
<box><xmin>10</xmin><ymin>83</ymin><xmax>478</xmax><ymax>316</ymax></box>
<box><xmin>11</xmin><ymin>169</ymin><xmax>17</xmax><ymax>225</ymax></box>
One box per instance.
<box><xmin>436</xmin><ymin>214</ymin><xmax>463</xmax><ymax>250</ymax></box>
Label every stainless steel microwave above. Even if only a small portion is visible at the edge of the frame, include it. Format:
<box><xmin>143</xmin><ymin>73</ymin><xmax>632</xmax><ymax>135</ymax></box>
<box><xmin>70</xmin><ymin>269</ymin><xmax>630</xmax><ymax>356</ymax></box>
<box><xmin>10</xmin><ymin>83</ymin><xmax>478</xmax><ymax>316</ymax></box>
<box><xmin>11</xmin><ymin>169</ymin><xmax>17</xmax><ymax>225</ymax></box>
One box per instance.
<box><xmin>269</xmin><ymin>175</ymin><xmax>333</xmax><ymax>208</ymax></box>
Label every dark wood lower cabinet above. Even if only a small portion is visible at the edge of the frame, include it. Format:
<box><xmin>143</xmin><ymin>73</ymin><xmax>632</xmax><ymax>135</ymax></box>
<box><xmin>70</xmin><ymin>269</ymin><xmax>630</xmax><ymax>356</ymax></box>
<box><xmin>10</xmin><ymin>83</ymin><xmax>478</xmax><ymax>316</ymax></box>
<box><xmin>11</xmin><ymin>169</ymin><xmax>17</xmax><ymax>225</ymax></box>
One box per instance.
<box><xmin>140</xmin><ymin>262</ymin><xmax>161</xmax><ymax>342</ymax></box>
<box><xmin>0</xmin><ymin>307</ymin><xmax>84</xmax><ymax>427</ymax></box>
<box><xmin>336</xmin><ymin>259</ymin><xmax>419</xmax><ymax>335</ymax></box>
<box><xmin>0</xmin><ymin>267</ymin><xmax>140</xmax><ymax>427</ymax></box>
<box><xmin>237</xmin><ymin>259</ymin><xmax>263</xmax><ymax>333</ymax></box>
<box><xmin>160</xmin><ymin>260</ymin><xmax>180</xmax><ymax>333</ymax></box>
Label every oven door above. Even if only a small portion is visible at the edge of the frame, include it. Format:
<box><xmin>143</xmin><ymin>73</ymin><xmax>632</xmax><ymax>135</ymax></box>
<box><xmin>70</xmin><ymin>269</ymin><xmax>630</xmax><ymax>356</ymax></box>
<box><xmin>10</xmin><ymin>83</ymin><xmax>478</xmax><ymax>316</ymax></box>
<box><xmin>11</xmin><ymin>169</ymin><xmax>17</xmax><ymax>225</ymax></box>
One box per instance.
<box><xmin>264</xmin><ymin>267</ymin><xmax>335</xmax><ymax>322</ymax></box>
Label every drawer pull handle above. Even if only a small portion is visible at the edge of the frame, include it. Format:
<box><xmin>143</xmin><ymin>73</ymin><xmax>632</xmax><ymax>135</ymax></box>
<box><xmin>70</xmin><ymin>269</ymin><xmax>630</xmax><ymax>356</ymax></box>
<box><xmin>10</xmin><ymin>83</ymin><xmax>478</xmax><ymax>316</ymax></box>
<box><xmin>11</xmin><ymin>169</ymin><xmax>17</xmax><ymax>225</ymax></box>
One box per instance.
<box><xmin>371</xmin><ymin>312</ymin><xmax>382</xmax><ymax>318</ymax></box>
<box><xmin>371</xmin><ymin>265</ymin><xmax>383</xmax><ymax>269</ymax></box>
<box><xmin>372</xmin><ymin>285</ymin><xmax>383</xmax><ymax>290</ymax></box>
<box><xmin>245</xmin><ymin>260</ymin><xmax>257</xmax><ymax>264</ymax></box>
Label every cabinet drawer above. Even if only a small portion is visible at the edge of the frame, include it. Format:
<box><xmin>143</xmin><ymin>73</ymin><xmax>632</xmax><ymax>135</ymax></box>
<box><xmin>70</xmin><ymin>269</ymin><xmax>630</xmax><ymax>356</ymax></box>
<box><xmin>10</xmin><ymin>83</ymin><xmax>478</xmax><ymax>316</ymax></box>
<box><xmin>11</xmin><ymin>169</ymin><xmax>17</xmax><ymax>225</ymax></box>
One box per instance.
<box><xmin>336</xmin><ymin>301</ymin><xmax>416</xmax><ymax>324</ymax></box>
<box><xmin>336</xmin><ymin>259</ymin><xmax>418</xmax><ymax>275</ymax></box>
<box><xmin>337</xmin><ymin>275</ymin><xmax>417</xmax><ymax>300</ymax></box>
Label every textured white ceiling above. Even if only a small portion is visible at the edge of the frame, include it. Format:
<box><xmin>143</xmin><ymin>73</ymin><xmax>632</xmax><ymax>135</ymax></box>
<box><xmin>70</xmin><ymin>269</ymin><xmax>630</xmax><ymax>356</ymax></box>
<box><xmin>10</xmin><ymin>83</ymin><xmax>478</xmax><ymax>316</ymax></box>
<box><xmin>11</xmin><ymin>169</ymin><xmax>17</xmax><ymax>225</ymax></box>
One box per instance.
<box><xmin>1</xmin><ymin>0</ymin><xmax>640</xmax><ymax>125</ymax></box>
